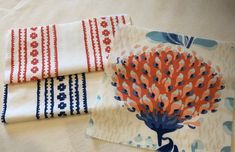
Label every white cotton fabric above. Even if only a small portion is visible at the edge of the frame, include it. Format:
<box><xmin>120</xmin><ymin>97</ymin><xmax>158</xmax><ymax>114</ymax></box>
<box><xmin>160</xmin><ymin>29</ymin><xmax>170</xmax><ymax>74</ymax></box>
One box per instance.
<box><xmin>4</xmin><ymin>14</ymin><xmax>131</xmax><ymax>84</ymax></box>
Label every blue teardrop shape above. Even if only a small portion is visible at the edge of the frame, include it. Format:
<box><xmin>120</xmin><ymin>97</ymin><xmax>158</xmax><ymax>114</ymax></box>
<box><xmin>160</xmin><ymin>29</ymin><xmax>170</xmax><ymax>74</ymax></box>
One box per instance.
<box><xmin>225</xmin><ymin>97</ymin><xmax>234</xmax><ymax>112</ymax></box>
<box><xmin>191</xmin><ymin>140</ymin><xmax>204</xmax><ymax>152</ymax></box>
<box><xmin>134</xmin><ymin>134</ymin><xmax>143</xmax><ymax>143</ymax></box>
<box><xmin>146</xmin><ymin>31</ymin><xmax>168</xmax><ymax>43</ymax></box>
<box><xmin>220</xmin><ymin>146</ymin><xmax>231</xmax><ymax>152</ymax></box>
<box><xmin>223</xmin><ymin>121</ymin><xmax>233</xmax><ymax>135</ymax></box>
<box><xmin>193</xmin><ymin>38</ymin><xmax>218</xmax><ymax>48</ymax></box>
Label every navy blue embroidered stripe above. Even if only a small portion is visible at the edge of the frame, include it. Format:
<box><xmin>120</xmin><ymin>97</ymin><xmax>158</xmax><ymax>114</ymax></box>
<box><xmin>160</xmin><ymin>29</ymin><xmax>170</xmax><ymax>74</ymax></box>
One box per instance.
<box><xmin>36</xmin><ymin>80</ymin><xmax>41</xmax><ymax>119</ymax></box>
<box><xmin>49</xmin><ymin>78</ymin><xmax>54</xmax><ymax>118</ymax></box>
<box><xmin>69</xmin><ymin>75</ymin><xmax>74</xmax><ymax>115</ymax></box>
<box><xmin>1</xmin><ymin>85</ymin><xmax>8</xmax><ymax>123</ymax></box>
<box><xmin>44</xmin><ymin>78</ymin><xmax>49</xmax><ymax>118</ymax></box>
<box><xmin>81</xmin><ymin>73</ymin><xmax>88</xmax><ymax>113</ymax></box>
<box><xmin>74</xmin><ymin>74</ymin><xmax>80</xmax><ymax>114</ymax></box>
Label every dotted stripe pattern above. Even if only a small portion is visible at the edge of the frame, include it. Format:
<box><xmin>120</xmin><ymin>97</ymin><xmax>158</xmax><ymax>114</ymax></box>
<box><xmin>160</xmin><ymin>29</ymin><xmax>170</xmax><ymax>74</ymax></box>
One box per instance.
<box><xmin>35</xmin><ymin>73</ymin><xmax>88</xmax><ymax>120</ymax></box>
<box><xmin>9</xmin><ymin>25</ymin><xmax>59</xmax><ymax>83</ymax></box>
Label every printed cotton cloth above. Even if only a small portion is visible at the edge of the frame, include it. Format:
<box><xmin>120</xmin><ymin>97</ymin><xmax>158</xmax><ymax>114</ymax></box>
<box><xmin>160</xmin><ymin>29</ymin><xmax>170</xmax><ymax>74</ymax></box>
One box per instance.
<box><xmin>4</xmin><ymin>14</ymin><xmax>131</xmax><ymax>84</ymax></box>
<box><xmin>87</xmin><ymin>26</ymin><xmax>235</xmax><ymax>152</ymax></box>
<box><xmin>1</xmin><ymin>14</ymin><xmax>131</xmax><ymax>123</ymax></box>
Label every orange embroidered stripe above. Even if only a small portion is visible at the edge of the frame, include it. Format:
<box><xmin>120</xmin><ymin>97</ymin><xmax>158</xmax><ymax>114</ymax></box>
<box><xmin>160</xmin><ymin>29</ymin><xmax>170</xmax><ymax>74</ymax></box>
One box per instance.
<box><xmin>10</xmin><ymin>30</ymin><xmax>15</xmax><ymax>83</ymax></box>
<box><xmin>41</xmin><ymin>26</ymin><xmax>45</xmax><ymax>79</ymax></box>
<box><xmin>110</xmin><ymin>16</ymin><xmax>115</xmax><ymax>36</ymax></box>
<box><xmin>52</xmin><ymin>25</ymin><xmax>58</xmax><ymax>76</ymax></box>
<box><xmin>17</xmin><ymin>28</ymin><xmax>22</xmax><ymax>82</ymax></box>
<box><xmin>46</xmin><ymin>26</ymin><xmax>51</xmax><ymax>77</ymax></box>
<box><xmin>23</xmin><ymin>28</ymin><xmax>27</xmax><ymax>82</ymax></box>
<box><xmin>121</xmin><ymin>15</ymin><xmax>126</xmax><ymax>24</ymax></box>
<box><xmin>115</xmin><ymin>16</ymin><xmax>119</xmax><ymax>24</ymax></box>
<box><xmin>94</xmin><ymin>18</ymin><xmax>104</xmax><ymax>71</ymax></box>
<box><xmin>89</xmin><ymin>19</ymin><xmax>98</xmax><ymax>71</ymax></box>
<box><xmin>82</xmin><ymin>20</ymin><xmax>91</xmax><ymax>72</ymax></box>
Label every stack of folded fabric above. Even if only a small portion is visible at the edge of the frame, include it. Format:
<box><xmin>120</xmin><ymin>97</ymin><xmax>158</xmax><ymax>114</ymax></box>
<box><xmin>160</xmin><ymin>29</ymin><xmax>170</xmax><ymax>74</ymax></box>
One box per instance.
<box><xmin>1</xmin><ymin>14</ymin><xmax>132</xmax><ymax>123</ymax></box>
<box><xmin>1</xmin><ymin>14</ymin><xmax>235</xmax><ymax>152</ymax></box>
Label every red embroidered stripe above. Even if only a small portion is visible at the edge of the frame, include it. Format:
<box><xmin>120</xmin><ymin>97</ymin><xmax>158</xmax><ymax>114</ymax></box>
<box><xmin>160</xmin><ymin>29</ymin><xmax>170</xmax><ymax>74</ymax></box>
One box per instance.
<box><xmin>23</xmin><ymin>28</ymin><xmax>27</xmax><ymax>82</ymax></box>
<box><xmin>121</xmin><ymin>15</ymin><xmax>126</xmax><ymax>24</ymax></box>
<box><xmin>46</xmin><ymin>26</ymin><xmax>51</xmax><ymax>77</ymax></box>
<box><xmin>89</xmin><ymin>19</ymin><xmax>98</xmax><ymax>71</ymax></box>
<box><xmin>10</xmin><ymin>30</ymin><xmax>15</xmax><ymax>83</ymax></box>
<box><xmin>82</xmin><ymin>20</ymin><xmax>91</xmax><ymax>72</ymax></box>
<box><xmin>52</xmin><ymin>25</ymin><xmax>58</xmax><ymax>76</ymax></box>
<box><xmin>41</xmin><ymin>26</ymin><xmax>45</xmax><ymax>79</ymax></box>
<box><xmin>17</xmin><ymin>29</ymin><xmax>22</xmax><ymax>82</ymax></box>
<box><xmin>94</xmin><ymin>18</ymin><xmax>104</xmax><ymax>71</ymax></box>
<box><xmin>115</xmin><ymin>16</ymin><xmax>119</xmax><ymax>24</ymax></box>
<box><xmin>110</xmin><ymin>17</ymin><xmax>115</xmax><ymax>36</ymax></box>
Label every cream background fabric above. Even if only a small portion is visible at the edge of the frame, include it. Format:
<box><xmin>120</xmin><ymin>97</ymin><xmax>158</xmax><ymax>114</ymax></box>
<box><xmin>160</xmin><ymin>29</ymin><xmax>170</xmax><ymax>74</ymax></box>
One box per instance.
<box><xmin>87</xmin><ymin>26</ymin><xmax>235</xmax><ymax>151</ymax></box>
<box><xmin>0</xmin><ymin>0</ymin><xmax>235</xmax><ymax>152</ymax></box>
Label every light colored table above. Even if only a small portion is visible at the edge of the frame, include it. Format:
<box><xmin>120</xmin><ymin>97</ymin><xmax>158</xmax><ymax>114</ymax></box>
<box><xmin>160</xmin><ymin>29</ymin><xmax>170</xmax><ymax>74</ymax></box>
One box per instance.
<box><xmin>0</xmin><ymin>0</ymin><xmax>234</xmax><ymax>151</ymax></box>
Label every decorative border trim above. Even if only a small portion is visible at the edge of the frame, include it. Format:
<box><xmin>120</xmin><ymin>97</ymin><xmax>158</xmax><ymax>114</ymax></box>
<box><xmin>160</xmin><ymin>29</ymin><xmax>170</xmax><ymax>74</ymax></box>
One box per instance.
<box><xmin>23</xmin><ymin>28</ymin><xmax>28</xmax><ymax>82</ymax></box>
<box><xmin>46</xmin><ymin>26</ymin><xmax>51</xmax><ymax>77</ymax></box>
<box><xmin>1</xmin><ymin>85</ymin><xmax>8</xmax><ymax>123</ymax></box>
<box><xmin>44</xmin><ymin>78</ymin><xmax>49</xmax><ymax>118</ymax></box>
<box><xmin>82</xmin><ymin>73</ymin><xmax>88</xmax><ymax>113</ymax></box>
<box><xmin>69</xmin><ymin>75</ymin><xmax>74</xmax><ymax>115</ymax></box>
<box><xmin>74</xmin><ymin>74</ymin><xmax>80</xmax><ymax>114</ymax></box>
<box><xmin>94</xmin><ymin>18</ymin><xmax>104</xmax><ymax>71</ymax></box>
<box><xmin>52</xmin><ymin>25</ymin><xmax>59</xmax><ymax>77</ymax></box>
<box><xmin>82</xmin><ymin>20</ymin><xmax>91</xmax><ymax>72</ymax></box>
<box><xmin>10</xmin><ymin>30</ymin><xmax>15</xmax><ymax>83</ymax></box>
<box><xmin>110</xmin><ymin>16</ymin><xmax>115</xmax><ymax>36</ymax></box>
<box><xmin>121</xmin><ymin>15</ymin><xmax>126</xmax><ymax>24</ymax></box>
<box><xmin>41</xmin><ymin>26</ymin><xmax>46</xmax><ymax>79</ymax></box>
<box><xmin>115</xmin><ymin>16</ymin><xmax>119</xmax><ymax>24</ymax></box>
<box><xmin>89</xmin><ymin>19</ymin><xmax>98</xmax><ymax>71</ymax></box>
<box><xmin>49</xmin><ymin>78</ymin><xmax>54</xmax><ymax>117</ymax></box>
<box><xmin>36</xmin><ymin>80</ymin><xmax>41</xmax><ymax>119</ymax></box>
<box><xmin>17</xmin><ymin>29</ymin><xmax>22</xmax><ymax>82</ymax></box>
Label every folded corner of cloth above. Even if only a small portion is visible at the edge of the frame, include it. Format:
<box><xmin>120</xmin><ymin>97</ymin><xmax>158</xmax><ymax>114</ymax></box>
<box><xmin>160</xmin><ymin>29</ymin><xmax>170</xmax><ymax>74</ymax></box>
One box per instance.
<box><xmin>3</xmin><ymin>14</ymin><xmax>132</xmax><ymax>84</ymax></box>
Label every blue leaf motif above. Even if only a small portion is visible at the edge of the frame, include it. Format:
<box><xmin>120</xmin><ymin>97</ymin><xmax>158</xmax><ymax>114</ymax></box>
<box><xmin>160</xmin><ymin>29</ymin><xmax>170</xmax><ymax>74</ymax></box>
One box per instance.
<box><xmin>193</xmin><ymin>38</ymin><xmax>218</xmax><ymax>48</ymax></box>
<box><xmin>145</xmin><ymin>136</ymin><xmax>153</xmax><ymax>148</ymax></box>
<box><xmin>223</xmin><ymin>121</ymin><xmax>233</xmax><ymax>135</ymax></box>
<box><xmin>225</xmin><ymin>97</ymin><xmax>234</xmax><ymax>112</ymax></box>
<box><xmin>221</xmin><ymin>146</ymin><xmax>231</xmax><ymax>152</ymax></box>
<box><xmin>146</xmin><ymin>31</ymin><xmax>194</xmax><ymax>48</ymax></box>
<box><xmin>134</xmin><ymin>134</ymin><xmax>143</xmax><ymax>143</ymax></box>
<box><xmin>146</xmin><ymin>31</ymin><xmax>168</xmax><ymax>43</ymax></box>
<box><xmin>191</xmin><ymin>140</ymin><xmax>204</xmax><ymax>152</ymax></box>
<box><xmin>88</xmin><ymin>118</ymin><xmax>94</xmax><ymax>127</ymax></box>
<box><xmin>146</xmin><ymin>31</ymin><xmax>219</xmax><ymax>50</ymax></box>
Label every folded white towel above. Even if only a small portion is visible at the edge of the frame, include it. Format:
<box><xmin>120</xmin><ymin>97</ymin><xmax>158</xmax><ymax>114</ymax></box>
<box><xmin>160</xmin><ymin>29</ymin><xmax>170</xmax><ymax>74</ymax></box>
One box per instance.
<box><xmin>2</xmin><ymin>72</ymin><xmax>103</xmax><ymax>123</ymax></box>
<box><xmin>4</xmin><ymin>14</ymin><xmax>131</xmax><ymax>84</ymax></box>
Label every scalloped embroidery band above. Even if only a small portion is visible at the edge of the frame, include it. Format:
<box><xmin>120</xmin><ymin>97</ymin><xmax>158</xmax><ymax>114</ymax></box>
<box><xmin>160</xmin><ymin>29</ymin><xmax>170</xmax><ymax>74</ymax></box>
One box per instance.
<box><xmin>1</xmin><ymin>85</ymin><xmax>8</xmax><ymax>123</ymax></box>
<box><xmin>82</xmin><ymin>15</ymin><xmax>127</xmax><ymax>72</ymax></box>
<box><xmin>5</xmin><ymin>15</ymin><xmax>131</xmax><ymax>84</ymax></box>
<box><xmin>1</xmin><ymin>73</ymin><xmax>89</xmax><ymax>123</ymax></box>
<box><xmin>9</xmin><ymin>25</ymin><xmax>59</xmax><ymax>83</ymax></box>
<box><xmin>35</xmin><ymin>73</ymin><xmax>88</xmax><ymax>120</ymax></box>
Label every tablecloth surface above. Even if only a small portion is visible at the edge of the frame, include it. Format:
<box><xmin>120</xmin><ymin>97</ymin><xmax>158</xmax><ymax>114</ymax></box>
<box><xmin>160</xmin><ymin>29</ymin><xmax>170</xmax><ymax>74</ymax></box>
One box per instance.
<box><xmin>0</xmin><ymin>0</ymin><xmax>234</xmax><ymax>151</ymax></box>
